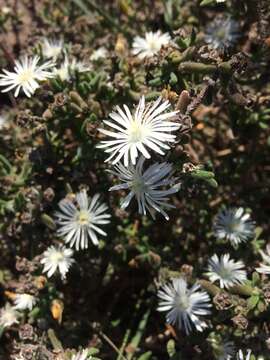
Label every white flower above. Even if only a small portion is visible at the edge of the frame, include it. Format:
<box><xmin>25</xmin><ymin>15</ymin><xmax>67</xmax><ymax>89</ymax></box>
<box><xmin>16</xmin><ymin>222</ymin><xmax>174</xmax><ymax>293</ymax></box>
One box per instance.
<box><xmin>14</xmin><ymin>293</ymin><xmax>36</xmax><ymax>311</ymax></box>
<box><xmin>90</xmin><ymin>47</ymin><xmax>108</xmax><ymax>61</ymax></box>
<box><xmin>256</xmin><ymin>244</ymin><xmax>270</xmax><ymax>274</ymax></box>
<box><xmin>217</xmin><ymin>341</ymin><xmax>235</xmax><ymax>360</ymax></box>
<box><xmin>42</xmin><ymin>38</ymin><xmax>63</xmax><ymax>60</ymax></box>
<box><xmin>41</xmin><ymin>245</ymin><xmax>74</xmax><ymax>279</ymax></box>
<box><xmin>132</xmin><ymin>30</ymin><xmax>171</xmax><ymax>59</ymax></box>
<box><xmin>237</xmin><ymin>350</ymin><xmax>252</xmax><ymax>360</ymax></box>
<box><xmin>205</xmin><ymin>17</ymin><xmax>240</xmax><ymax>50</ymax></box>
<box><xmin>53</xmin><ymin>56</ymin><xmax>69</xmax><ymax>81</ymax></box>
<box><xmin>216</xmin><ymin>0</ymin><xmax>226</xmax><ymax>3</ymax></box>
<box><xmin>0</xmin><ymin>303</ymin><xmax>19</xmax><ymax>328</ymax></box>
<box><xmin>55</xmin><ymin>190</ymin><xmax>111</xmax><ymax>250</ymax></box>
<box><xmin>213</xmin><ymin>207</ymin><xmax>255</xmax><ymax>247</ymax></box>
<box><xmin>206</xmin><ymin>254</ymin><xmax>247</xmax><ymax>289</ymax></box>
<box><xmin>53</xmin><ymin>56</ymin><xmax>91</xmax><ymax>81</ymax></box>
<box><xmin>97</xmin><ymin>96</ymin><xmax>180</xmax><ymax>166</ymax></box>
<box><xmin>0</xmin><ymin>55</ymin><xmax>55</xmax><ymax>97</ymax></box>
<box><xmin>1</xmin><ymin>6</ymin><xmax>11</xmax><ymax>15</ymax></box>
<box><xmin>71</xmin><ymin>349</ymin><xmax>90</xmax><ymax>360</ymax></box>
<box><xmin>157</xmin><ymin>278</ymin><xmax>211</xmax><ymax>334</ymax></box>
<box><xmin>109</xmin><ymin>156</ymin><xmax>179</xmax><ymax>220</ymax></box>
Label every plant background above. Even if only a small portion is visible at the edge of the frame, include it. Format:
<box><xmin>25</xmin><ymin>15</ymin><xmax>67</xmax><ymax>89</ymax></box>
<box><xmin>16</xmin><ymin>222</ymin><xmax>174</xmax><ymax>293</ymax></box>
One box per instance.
<box><xmin>0</xmin><ymin>0</ymin><xmax>270</xmax><ymax>359</ymax></box>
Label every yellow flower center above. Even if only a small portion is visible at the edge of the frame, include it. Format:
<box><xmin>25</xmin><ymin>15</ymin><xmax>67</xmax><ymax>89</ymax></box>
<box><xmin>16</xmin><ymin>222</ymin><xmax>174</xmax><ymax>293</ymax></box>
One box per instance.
<box><xmin>50</xmin><ymin>252</ymin><xmax>64</xmax><ymax>263</ymax></box>
<box><xmin>18</xmin><ymin>70</ymin><xmax>34</xmax><ymax>84</ymax></box>
<box><xmin>129</xmin><ymin>121</ymin><xmax>145</xmax><ymax>143</ymax></box>
<box><xmin>77</xmin><ymin>210</ymin><xmax>90</xmax><ymax>225</ymax></box>
<box><xmin>148</xmin><ymin>39</ymin><xmax>160</xmax><ymax>52</ymax></box>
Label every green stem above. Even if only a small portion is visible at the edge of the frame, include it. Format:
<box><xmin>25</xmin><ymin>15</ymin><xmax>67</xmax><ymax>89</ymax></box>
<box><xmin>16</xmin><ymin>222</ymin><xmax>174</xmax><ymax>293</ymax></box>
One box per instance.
<box><xmin>198</xmin><ymin>279</ymin><xmax>220</xmax><ymax>296</ymax></box>
<box><xmin>47</xmin><ymin>329</ymin><xmax>64</xmax><ymax>351</ymax></box>
<box><xmin>178</xmin><ymin>62</ymin><xmax>217</xmax><ymax>74</ymax></box>
<box><xmin>117</xmin><ymin>328</ymin><xmax>131</xmax><ymax>360</ymax></box>
<box><xmin>127</xmin><ymin>309</ymin><xmax>151</xmax><ymax>360</ymax></box>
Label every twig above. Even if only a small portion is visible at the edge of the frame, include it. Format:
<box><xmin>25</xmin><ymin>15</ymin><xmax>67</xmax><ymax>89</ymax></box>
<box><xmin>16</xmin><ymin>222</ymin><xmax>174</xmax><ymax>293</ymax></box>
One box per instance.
<box><xmin>186</xmin><ymin>77</ymin><xmax>216</xmax><ymax>116</ymax></box>
<box><xmin>100</xmin><ymin>331</ymin><xmax>128</xmax><ymax>360</ymax></box>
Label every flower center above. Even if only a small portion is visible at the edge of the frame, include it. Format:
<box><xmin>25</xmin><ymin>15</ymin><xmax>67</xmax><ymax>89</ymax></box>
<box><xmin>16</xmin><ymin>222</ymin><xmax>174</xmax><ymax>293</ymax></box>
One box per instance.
<box><xmin>50</xmin><ymin>252</ymin><xmax>64</xmax><ymax>263</ymax></box>
<box><xmin>177</xmin><ymin>294</ymin><xmax>190</xmax><ymax>310</ymax></box>
<box><xmin>77</xmin><ymin>210</ymin><xmax>90</xmax><ymax>225</ymax></box>
<box><xmin>226</xmin><ymin>220</ymin><xmax>241</xmax><ymax>234</ymax></box>
<box><xmin>219</xmin><ymin>266</ymin><xmax>232</xmax><ymax>280</ymax></box>
<box><xmin>129</xmin><ymin>121</ymin><xmax>146</xmax><ymax>143</ymax></box>
<box><xmin>131</xmin><ymin>176</ymin><xmax>147</xmax><ymax>193</ymax></box>
<box><xmin>18</xmin><ymin>70</ymin><xmax>34</xmax><ymax>84</ymax></box>
<box><xmin>148</xmin><ymin>39</ymin><xmax>160</xmax><ymax>52</ymax></box>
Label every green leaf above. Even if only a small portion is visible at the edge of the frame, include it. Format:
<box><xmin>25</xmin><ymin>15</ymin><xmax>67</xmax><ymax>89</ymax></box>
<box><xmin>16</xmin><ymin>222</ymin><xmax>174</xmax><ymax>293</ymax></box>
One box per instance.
<box><xmin>167</xmin><ymin>339</ymin><xmax>176</xmax><ymax>357</ymax></box>
<box><xmin>252</xmin><ymin>272</ymin><xmax>260</xmax><ymax>286</ymax></box>
<box><xmin>127</xmin><ymin>309</ymin><xmax>150</xmax><ymax>360</ymax></box>
<box><xmin>205</xmin><ymin>178</ymin><xmax>218</xmax><ymax>188</ymax></box>
<box><xmin>137</xmin><ymin>351</ymin><xmax>152</xmax><ymax>360</ymax></box>
<box><xmin>169</xmin><ymin>72</ymin><xmax>178</xmax><ymax>85</ymax></box>
<box><xmin>247</xmin><ymin>295</ymin><xmax>259</xmax><ymax>310</ymax></box>
<box><xmin>191</xmin><ymin>170</ymin><xmax>215</xmax><ymax>179</ymax></box>
<box><xmin>88</xmin><ymin>347</ymin><xmax>100</xmax><ymax>356</ymax></box>
<box><xmin>41</xmin><ymin>214</ymin><xmax>57</xmax><ymax>230</ymax></box>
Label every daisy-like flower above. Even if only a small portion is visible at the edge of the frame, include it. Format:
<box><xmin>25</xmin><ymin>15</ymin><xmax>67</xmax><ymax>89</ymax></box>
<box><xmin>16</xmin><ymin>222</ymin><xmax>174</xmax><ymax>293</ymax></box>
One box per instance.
<box><xmin>41</xmin><ymin>245</ymin><xmax>74</xmax><ymax>280</ymax></box>
<box><xmin>205</xmin><ymin>17</ymin><xmax>240</xmax><ymax>50</ymax></box>
<box><xmin>237</xmin><ymin>350</ymin><xmax>252</xmax><ymax>360</ymax></box>
<box><xmin>256</xmin><ymin>244</ymin><xmax>270</xmax><ymax>274</ymax></box>
<box><xmin>109</xmin><ymin>156</ymin><xmax>179</xmax><ymax>220</ymax></box>
<box><xmin>213</xmin><ymin>207</ymin><xmax>255</xmax><ymax>247</ymax></box>
<box><xmin>0</xmin><ymin>55</ymin><xmax>55</xmax><ymax>97</ymax></box>
<box><xmin>206</xmin><ymin>254</ymin><xmax>247</xmax><ymax>289</ymax></box>
<box><xmin>97</xmin><ymin>96</ymin><xmax>180</xmax><ymax>166</ymax></box>
<box><xmin>53</xmin><ymin>56</ymin><xmax>91</xmax><ymax>81</ymax></box>
<box><xmin>90</xmin><ymin>47</ymin><xmax>108</xmax><ymax>61</ymax></box>
<box><xmin>157</xmin><ymin>278</ymin><xmax>211</xmax><ymax>334</ymax></box>
<box><xmin>0</xmin><ymin>303</ymin><xmax>19</xmax><ymax>328</ymax></box>
<box><xmin>71</xmin><ymin>349</ymin><xmax>90</xmax><ymax>360</ymax></box>
<box><xmin>55</xmin><ymin>190</ymin><xmax>111</xmax><ymax>250</ymax></box>
<box><xmin>132</xmin><ymin>30</ymin><xmax>171</xmax><ymax>59</ymax></box>
<box><xmin>41</xmin><ymin>38</ymin><xmax>63</xmax><ymax>60</ymax></box>
<box><xmin>14</xmin><ymin>293</ymin><xmax>36</xmax><ymax>311</ymax></box>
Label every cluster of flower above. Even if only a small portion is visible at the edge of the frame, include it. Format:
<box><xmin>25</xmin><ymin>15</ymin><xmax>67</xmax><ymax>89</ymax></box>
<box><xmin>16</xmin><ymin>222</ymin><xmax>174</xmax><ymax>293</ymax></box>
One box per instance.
<box><xmin>0</xmin><ymin>27</ymin><xmax>264</xmax><ymax>359</ymax></box>
<box><xmin>156</xmin><ymin>206</ymin><xmax>262</xmax><ymax>359</ymax></box>
<box><xmin>0</xmin><ymin>31</ymin><xmax>172</xmax><ymax>98</ymax></box>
